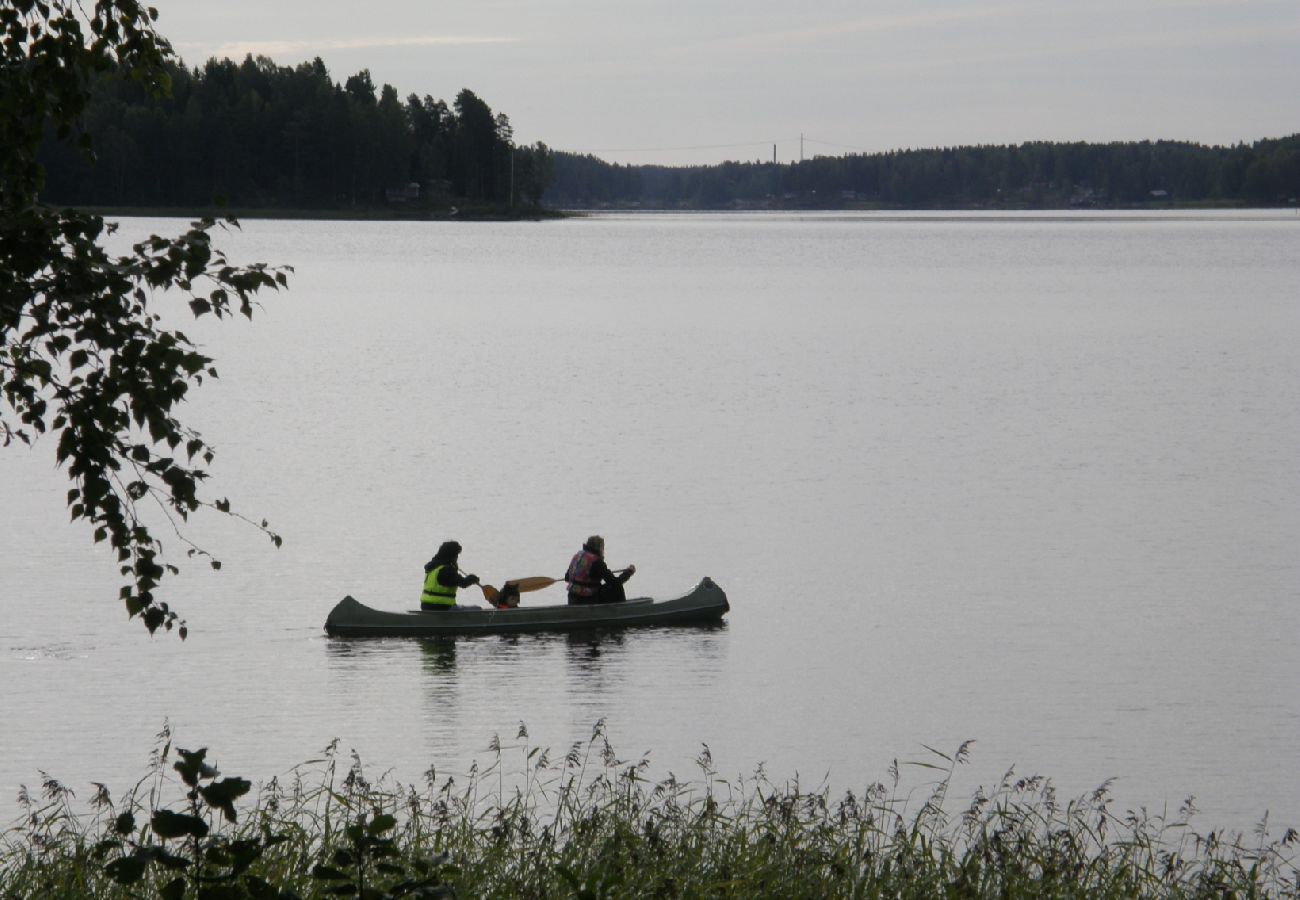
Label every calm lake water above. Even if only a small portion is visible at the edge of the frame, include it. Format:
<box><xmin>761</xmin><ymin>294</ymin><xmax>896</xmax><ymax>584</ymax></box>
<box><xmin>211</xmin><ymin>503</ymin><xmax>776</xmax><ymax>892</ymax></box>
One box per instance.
<box><xmin>3</xmin><ymin>210</ymin><xmax>1298</xmax><ymax>833</ymax></box>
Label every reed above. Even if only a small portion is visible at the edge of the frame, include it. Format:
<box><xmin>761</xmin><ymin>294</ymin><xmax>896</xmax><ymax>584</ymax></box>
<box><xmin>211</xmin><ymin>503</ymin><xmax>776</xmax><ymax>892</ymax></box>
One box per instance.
<box><xmin>2</xmin><ymin>722</ymin><xmax>1295</xmax><ymax>898</ymax></box>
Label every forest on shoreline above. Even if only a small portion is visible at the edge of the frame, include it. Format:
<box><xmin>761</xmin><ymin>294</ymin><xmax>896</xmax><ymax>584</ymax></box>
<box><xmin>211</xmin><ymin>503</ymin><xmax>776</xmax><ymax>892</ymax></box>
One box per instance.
<box><xmin>550</xmin><ymin>134</ymin><xmax>1300</xmax><ymax>211</ymax></box>
<box><xmin>38</xmin><ymin>54</ymin><xmax>554</xmax><ymax>217</ymax></box>
<box><xmin>37</xmin><ymin>52</ymin><xmax>1299</xmax><ymax>215</ymax></box>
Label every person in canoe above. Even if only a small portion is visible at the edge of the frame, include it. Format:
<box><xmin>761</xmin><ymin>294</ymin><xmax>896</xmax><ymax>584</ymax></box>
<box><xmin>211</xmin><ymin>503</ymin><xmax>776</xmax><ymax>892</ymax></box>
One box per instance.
<box><xmin>420</xmin><ymin>540</ymin><xmax>480</xmax><ymax>612</ymax></box>
<box><xmin>492</xmin><ymin>582</ymin><xmax>522</xmax><ymax>609</ymax></box>
<box><xmin>565</xmin><ymin>535</ymin><xmax>636</xmax><ymax>604</ymax></box>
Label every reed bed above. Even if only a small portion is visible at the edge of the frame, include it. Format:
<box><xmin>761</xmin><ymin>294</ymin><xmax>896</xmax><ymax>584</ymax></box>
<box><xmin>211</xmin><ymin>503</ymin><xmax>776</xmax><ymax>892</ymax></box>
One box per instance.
<box><xmin>2</xmin><ymin>721</ymin><xmax>1295</xmax><ymax>899</ymax></box>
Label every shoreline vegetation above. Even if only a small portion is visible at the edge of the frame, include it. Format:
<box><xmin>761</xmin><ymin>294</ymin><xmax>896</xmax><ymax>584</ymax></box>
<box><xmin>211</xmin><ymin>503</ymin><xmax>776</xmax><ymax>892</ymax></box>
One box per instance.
<box><xmin>67</xmin><ymin>203</ymin><xmax>571</xmax><ymax>222</ymax></box>
<box><xmin>60</xmin><ymin>198</ymin><xmax>1293</xmax><ymax>224</ymax></box>
<box><xmin>35</xmin><ymin>52</ymin><xmax>1298</xmax><ymax>217</ymax></box>
<box><xmin>4</xmin><ymin>724</ymin><xmax>1295</xmax><ymax>899</ymax></box>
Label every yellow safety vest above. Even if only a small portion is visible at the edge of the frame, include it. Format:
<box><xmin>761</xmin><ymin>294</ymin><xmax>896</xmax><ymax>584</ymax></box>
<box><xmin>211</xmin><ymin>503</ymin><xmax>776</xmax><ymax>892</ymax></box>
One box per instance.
<box><xmin>421</xmin><ymin>565</ymin><xmax>457</xmax><ymax>608</ymax></box>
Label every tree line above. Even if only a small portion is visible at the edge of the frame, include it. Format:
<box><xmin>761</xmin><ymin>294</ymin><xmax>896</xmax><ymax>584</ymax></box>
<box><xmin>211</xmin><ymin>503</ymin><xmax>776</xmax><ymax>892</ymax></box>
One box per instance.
<box><xmin>39</xmin><ymin>54</ymin><xmax>554</xmax><ymax>211</ymax></box>
<box><xmin>545</xmin><ymin>135</ymin><xmax>1300</xmax><ymax>209</ymax></box>
<box><xmin>35</xmin><ymin>49</ymin><xmax>1298</xmax><ymax>213</ymax></box>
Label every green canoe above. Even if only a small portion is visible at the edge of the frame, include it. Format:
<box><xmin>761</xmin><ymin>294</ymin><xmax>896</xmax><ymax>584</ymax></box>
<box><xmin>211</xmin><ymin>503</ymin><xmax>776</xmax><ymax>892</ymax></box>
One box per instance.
<box><xmin>323</xmin><ymin>577</ymin><xmax>729</xmax><ymax>637</ymax></box>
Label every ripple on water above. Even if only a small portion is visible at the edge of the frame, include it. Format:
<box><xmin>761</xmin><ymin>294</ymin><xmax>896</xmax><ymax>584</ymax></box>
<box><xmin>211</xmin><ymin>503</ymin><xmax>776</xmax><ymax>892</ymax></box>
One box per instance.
<box><xmin>7</xmin><ymin>642</ymin><xmax>90</xmax><ymax>662</ymax></box>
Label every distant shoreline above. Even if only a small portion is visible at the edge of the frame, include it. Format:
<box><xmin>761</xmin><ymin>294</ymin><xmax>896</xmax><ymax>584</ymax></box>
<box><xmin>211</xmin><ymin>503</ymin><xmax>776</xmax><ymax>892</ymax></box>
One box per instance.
<box><xmin>64</xmin><ymin>204</ymin><xmax>570</xmax><ymax>222</ymax></box>
<box><xmin>66</xmin><ymin>199</ymin><xmax>1296</xmax><ymax>222</ymax></box>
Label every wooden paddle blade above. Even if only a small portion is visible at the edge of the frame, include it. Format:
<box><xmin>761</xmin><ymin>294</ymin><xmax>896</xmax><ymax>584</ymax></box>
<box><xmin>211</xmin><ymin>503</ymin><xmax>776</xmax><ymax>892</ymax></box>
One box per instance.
<box><xmin>505</xmin><ymin>576</ymin><xmax>559</xmax><ymax>593</ymax></box>
<box><xmin>480</xmin><ymin>583</ymin><xmax>500</xmax><ymax>603</ymax></box>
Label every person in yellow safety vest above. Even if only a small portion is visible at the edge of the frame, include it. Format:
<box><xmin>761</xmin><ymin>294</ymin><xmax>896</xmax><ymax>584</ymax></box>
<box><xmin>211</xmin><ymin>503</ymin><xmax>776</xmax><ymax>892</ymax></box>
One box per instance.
<box><xmin>420</xmin><ymin>540</ymin><xmax>480</xmax><ymax>611</ymax></box>
<box><xmin>565</xmin><ymin>535</ymin><xmax>636</xmax><ymax>605</ymax></box>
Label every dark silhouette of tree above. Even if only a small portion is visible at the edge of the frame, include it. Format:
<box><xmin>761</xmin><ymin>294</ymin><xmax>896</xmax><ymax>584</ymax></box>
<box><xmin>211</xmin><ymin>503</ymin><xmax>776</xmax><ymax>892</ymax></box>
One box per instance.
<box><xmin>39</xmin><ymin>57</ymin><xmax>545</xmax><ymax>211</ymax></box>
<box><xmin>514</xmin><ymin>143</ymin><xmax>555</xmax><ymax>206</ymax></box>
<box><xmin>451</xmin><ymin>89</ymin><xmax>505</xmax><ymax>201</ymax></box>
<box><xmin>3</xmin><ymin>0</ymin><xmax>289</xmax><ymax>636</ymax></box>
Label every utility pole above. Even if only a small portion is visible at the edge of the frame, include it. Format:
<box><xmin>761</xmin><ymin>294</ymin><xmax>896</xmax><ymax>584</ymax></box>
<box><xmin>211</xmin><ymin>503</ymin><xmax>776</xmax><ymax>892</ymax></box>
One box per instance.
<box><xmin>800</xmin><ymin>133</ymin><xmax>804</xmax><ymax>163</ymax></box>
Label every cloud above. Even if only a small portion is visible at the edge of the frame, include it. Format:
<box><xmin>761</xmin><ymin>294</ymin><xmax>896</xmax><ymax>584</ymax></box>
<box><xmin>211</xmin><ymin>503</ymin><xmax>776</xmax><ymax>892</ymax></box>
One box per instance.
<box><xmin>687</xmin><ymin>5</ymin><xmax>1028</xmax><ymax>54</ymax></box>
<box><xmin>863</xmin><ymin>16</ymin><xmax>1300</xmax><ymax>77</ymax></box>
<box><xmin>177</xmin><ymin>33</ymin><xmax>520</xmax><ymax>62</ymax></box>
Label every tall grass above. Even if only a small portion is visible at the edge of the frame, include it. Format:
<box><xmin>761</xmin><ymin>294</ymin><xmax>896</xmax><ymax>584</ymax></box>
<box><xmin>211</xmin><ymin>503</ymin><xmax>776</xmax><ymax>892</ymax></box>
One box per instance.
<box><xmin>2</xmin><ymin>721</ymin><xmax>1295</xmax><ymax>898</ymax></box>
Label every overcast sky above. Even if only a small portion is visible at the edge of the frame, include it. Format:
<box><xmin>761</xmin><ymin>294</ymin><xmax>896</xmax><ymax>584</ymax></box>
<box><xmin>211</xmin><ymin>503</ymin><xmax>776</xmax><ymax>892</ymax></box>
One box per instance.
<box><xmin>156</xmin><ymin>0</ymin><xmax>1297</xmax><ymax>166</ymax></box>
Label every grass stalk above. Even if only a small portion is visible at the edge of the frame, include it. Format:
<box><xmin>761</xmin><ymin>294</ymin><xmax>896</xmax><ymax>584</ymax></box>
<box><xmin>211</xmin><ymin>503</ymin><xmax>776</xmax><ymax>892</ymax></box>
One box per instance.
<box><xmin>2</xmin><ymin>726</ymin><xmax>1296</xmax><ymax>898</ymax></box>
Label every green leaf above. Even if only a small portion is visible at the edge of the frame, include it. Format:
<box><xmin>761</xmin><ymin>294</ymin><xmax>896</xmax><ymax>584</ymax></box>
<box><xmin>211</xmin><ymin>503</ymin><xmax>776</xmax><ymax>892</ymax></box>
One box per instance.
<box><xmin>173</xmin><ymin>747</ymin><xmax>217</xmax><ymax>787</ymax></box>
<box><xmin>224</xmin><ymin>837</ymin><xmax>265</xmax><ymax>874</ymax></box>
<box><xmin>156</xmin><ymin>849</ymin><xmax>192</xmax><ymax>870</ymax></box>
<box><xmin>144</xmin><ymin>605</ymin><xmax>165</xmax><ymax>633</ymax></box>
<box><xmin>104</xmin><ymin>854</ymin><xmax>148</xmax><ymax>885</ymax></box>
<box><xmin>113</xmin><ymin>811</ymin><xmax>136</xmax><ymax>835</ymax></box>
<box><xmin>368</xmin><ymin>812</ymin><xmax>398</xmax><ymax>835</ymax></box>
<box><xmin>312</xmin><ymin>864</ymin><xmax>350</xmax><ymax>881</ymax></box>
<box><xmin>200</xmin><ymin>776</ymin><xmax>251</xmax><ymax>823</ymax></box>
<box><xmin>151</xmin><ymin>809</ymin><xmax>209</xmax><ymax>840</ymax></box>
<box><xmin>241</xmin><ymin>875</ymin><xmax>280</xmax><ymax>900</ymax></box>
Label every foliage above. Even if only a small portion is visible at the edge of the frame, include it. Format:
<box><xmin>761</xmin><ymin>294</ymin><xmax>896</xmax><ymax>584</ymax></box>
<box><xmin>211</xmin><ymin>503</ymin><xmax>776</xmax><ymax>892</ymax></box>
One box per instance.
<box><xmin>1</xmin><ymin>0</ymin><xmax>288</xmax><ymax>635</ymax></box>
<box><xmin>545</xmin><ymin>135</ymin><xmax>1300</xmax><ymax>209</ymax></box>
<box><xmin>3</xmin><ymin>724</ymin><xmax>1296</xmax><ymax>898</ymax></box>
<box><xmin>37</xmin><ymin>52</ymin><xmax>553</xmax><ymax>212</ymax></box>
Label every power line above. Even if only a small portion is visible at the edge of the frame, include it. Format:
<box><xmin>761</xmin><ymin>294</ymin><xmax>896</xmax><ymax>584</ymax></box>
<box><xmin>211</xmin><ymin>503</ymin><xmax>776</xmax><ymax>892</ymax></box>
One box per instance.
<box><xmin>802</xmin><ymin>137</ymin><xmax>878</xmax><ymax>154</ymax></box>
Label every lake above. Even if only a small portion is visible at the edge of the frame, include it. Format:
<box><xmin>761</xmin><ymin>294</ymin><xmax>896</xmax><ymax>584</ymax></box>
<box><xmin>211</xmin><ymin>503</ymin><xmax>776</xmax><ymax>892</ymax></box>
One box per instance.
<box><xmin>3</xmin><ymin>210</ymin><xmax>1298</xmax><ymax>835</ymax></box>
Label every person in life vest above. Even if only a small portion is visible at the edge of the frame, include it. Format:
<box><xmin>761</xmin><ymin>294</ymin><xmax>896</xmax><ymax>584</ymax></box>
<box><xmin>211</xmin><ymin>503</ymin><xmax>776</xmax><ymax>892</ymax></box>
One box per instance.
<box><xmin>564</xmin><ymin>535</ymin><xmax>635</xmax><ymax>605</ymax></box>
<box><xmin>494</xmin><ymin>582</ymin><xmax>521</xmax><ymax>609</ymax></box>
<box><xmin>420</xmin><ymin>540</ymin><xmax>480</xmax><ymax>611</ymax></box>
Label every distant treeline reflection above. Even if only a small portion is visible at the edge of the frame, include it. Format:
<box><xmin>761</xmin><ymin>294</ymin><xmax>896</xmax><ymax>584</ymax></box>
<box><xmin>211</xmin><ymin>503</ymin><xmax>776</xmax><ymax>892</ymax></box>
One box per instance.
<box><xmin>38</xmin><ymin>51</ymin><xmax>1298</xmax><ymax>213</ymax></box>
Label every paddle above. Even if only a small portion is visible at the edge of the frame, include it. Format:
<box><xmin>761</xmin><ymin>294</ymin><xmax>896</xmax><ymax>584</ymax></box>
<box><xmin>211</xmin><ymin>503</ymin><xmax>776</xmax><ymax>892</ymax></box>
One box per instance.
<box><xmin>478</xmin><ymin>576</ymin><xmax>560</xmax><ymax>608</ymax></box>
<box><xmin>505</xmin><ymin>576</ymin><xmax>560</xmax><ymax>593</ymax></box>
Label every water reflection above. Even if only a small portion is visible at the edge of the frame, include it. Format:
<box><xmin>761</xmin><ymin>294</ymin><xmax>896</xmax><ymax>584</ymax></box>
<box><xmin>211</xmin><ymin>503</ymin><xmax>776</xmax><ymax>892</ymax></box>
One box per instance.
<box><xmin>564</xmin><ymin>624</ymin><xmax>728</xmax><ymax>682</ymax></box>
<box><xmin>418</xmin><ymin>638</ymin><xmax>457</xmax><ymax>674</ymax></box>
<box><xmin>563</xmin><ymin>630</ymin><xmax>626</xmax><ymax>698</ymax></box>
<box><xmin>565</xmin><ymin>629</ymin><xmax>624</xmax><ymax>667</ymax></box>
<box><xmin>324</xmin><ymin>624</ymin><xmax>729</xmax><ymax>697</ymax></box>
